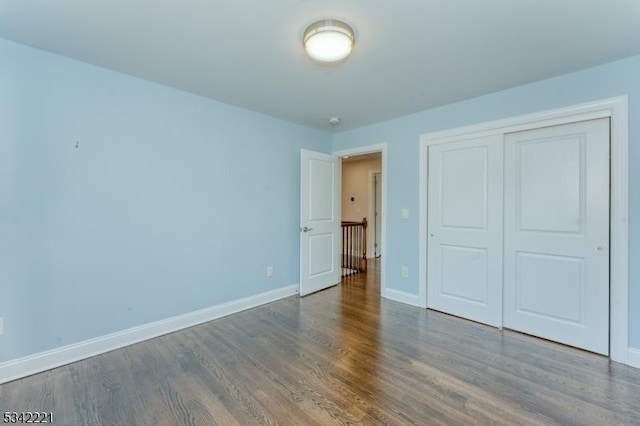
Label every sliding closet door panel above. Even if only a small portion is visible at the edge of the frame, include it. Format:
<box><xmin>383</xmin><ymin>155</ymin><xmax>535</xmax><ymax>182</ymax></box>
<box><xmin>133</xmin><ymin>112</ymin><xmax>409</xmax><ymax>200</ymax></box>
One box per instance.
<box><xmin>503</xmin><ymin>118</ymin><xmax>610</xmax><ymax>355</ymax></box>
<box><xmin>427</xmin><ymin>135</ymin><xmax>504</xmax><ymax>327</ymax></box>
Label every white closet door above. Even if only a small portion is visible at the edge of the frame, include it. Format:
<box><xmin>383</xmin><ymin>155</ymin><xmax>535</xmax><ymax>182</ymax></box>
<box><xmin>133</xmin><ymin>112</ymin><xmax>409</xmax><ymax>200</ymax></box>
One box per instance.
<box><xmin>503</xmin><ymin>118</ymin><xmax>610</xmax><ymax>354</ymax></box>
<box><xmin>427</xmin><ymin>135</ymin><xmax>504</xmax><ymax>327</ymax></box>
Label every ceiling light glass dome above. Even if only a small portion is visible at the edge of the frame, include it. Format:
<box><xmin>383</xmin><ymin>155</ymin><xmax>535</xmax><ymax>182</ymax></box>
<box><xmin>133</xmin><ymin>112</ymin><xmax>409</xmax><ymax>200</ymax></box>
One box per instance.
<box><xmin>303</xmin><ymin>20</ymin><xmax>354</xmax><ymax>63</ymax></box>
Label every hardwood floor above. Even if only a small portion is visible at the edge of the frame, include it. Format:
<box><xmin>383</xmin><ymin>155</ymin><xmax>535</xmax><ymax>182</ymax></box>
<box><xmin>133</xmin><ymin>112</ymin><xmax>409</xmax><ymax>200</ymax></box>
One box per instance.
<box><xmin>1</xmin><ymin>260</ymin><xmax>639</xmax><ymax>425</ymax></box>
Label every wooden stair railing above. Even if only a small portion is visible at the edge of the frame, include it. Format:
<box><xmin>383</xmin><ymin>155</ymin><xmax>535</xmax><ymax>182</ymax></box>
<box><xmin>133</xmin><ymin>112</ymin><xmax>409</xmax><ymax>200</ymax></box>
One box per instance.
<box><xmin>341</xmin><ymin>218</ymin><xmax>367</xmax><ymax>276</ymax></box>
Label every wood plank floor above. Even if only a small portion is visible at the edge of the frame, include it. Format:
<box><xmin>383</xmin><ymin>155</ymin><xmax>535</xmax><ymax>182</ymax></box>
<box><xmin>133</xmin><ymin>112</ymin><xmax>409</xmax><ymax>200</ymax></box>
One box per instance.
<box><xmin>1</xmin><ymin>260</ymin><xmax>639</xmax><ymax>425</ymax></box>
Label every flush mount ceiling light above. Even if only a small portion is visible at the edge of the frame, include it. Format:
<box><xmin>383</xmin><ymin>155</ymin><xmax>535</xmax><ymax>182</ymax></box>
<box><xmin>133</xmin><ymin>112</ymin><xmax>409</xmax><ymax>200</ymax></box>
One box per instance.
<box><xmin>303</xmin><ymin>19</ymin><xmax>354</xmax><ymax>63</ymax></box>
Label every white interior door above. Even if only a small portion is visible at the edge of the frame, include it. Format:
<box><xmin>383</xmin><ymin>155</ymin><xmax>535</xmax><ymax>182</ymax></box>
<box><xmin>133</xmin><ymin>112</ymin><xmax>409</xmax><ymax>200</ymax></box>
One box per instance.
<box><xmin>503</xmin><ymin>118</ymin><xmax>610</xmax><ymax>354</ymax></box>
<box><xmin>374</xmin><ymin>172</ymin><xmax>382</xmax><ymax>257</ymax></box>
<box><xmin>300</xmin><ymin>150</ymin><xmax>340</xmax><ymax>296</ymax></box>
<box><xmin>427</xmin><ymin>135</ymin><xmax>504</xmax><ymax>327</ymax></box>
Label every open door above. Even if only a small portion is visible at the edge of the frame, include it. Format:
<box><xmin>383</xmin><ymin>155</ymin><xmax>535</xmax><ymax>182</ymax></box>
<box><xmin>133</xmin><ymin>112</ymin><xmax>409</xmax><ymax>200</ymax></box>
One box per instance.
<box><xmin>300</xmin><ymin>150</ymin><xmax>340</xmax><ymax>296</ymax></box>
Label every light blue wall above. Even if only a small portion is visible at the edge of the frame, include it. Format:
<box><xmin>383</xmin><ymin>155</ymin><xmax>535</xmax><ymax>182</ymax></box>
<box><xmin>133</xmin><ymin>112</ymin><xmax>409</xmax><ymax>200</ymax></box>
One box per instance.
<box><xmin>0</xmin><ymin>38</ymin><xmax>331</xmax><ymax>363</ymax></box>
<box><xmin>333</xmin><ymin>55</ymin><xmax>640</xmax><ymax>347</ymax></box>
<box><xmin>2</xmin><ymin>36</ymin><xmax>638</xmax><ymax>365</ymax></box>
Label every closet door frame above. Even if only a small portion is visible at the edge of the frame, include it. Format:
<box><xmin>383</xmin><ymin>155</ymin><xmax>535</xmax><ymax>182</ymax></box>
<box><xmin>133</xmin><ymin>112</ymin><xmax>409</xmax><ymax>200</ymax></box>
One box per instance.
<box><xmin>418</xmin><ymin>96</ymin><xmax>629</xmax><ymax>365</ymax></box>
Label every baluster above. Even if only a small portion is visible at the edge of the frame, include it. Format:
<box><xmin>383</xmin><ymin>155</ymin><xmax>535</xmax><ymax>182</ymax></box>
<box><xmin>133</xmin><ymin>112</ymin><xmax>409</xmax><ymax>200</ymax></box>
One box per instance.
<box><xmin>356</xmin><ymin>226</ymin><xmax>359</xmax><ymax>270</ymax></box>
<box><xmin>353</xmin><ymin>225</ymin><xmax>356</xmax><ymax>271</ymax></box>
<box><xmin>348</xmin><ymin>225</ymin><xmax>351</xmax><ymax>272</ymax></box>
<box><xmin>350</xmin><ymin>226</ymin><xmax>354</xmax><ymax>271</ymax></box>
<box><xmin>362</xmin><ymin>217</ymin><xmax>367</xmax><ymax>272</ymax></box>
<box><xmin>342</xmin><ymin>224</ymin><xmax>345</xmax><ymax>271</ymax></box>
<box><xmin>349</xmin><ymin>226</ymin><xmax>355</xmax><ymax>270</ymax></box>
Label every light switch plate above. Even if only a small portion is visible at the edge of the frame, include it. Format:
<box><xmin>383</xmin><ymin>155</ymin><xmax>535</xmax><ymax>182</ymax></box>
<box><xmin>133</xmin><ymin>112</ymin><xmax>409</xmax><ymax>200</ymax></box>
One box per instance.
<box><xmin>402</xmin><ymin>209</ymin><xmax>409</xmax><ymax>219</ymax></box>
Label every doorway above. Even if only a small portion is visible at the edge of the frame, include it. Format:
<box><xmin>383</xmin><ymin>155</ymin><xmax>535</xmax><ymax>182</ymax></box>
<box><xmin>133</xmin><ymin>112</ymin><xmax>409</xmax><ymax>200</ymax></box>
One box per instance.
<box><xmin>334</xmin><ymin>143</ymin><xmax>388</xmax><ymax>296</ymax></box>
<box><xmin>341</xmin><ymin>152</ymin><xmax>382</xmax><ymax>268</ymax></box>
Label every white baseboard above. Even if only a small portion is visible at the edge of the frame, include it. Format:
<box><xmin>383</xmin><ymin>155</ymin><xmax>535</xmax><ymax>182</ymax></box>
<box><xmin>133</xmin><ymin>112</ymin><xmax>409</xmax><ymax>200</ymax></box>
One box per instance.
<box><xmin>0</xmin><ymin>284</ymin><xmax>299</xmax><ymax>385</ymax></box>
<box><xmin>383</xmin><ymin>288</ymin><xmax>426</xmax><ymax>308</ymax></box>
<box><xmin>628</xmin><ymin>348</ymin><xmax>640</xmax><ymax>369</ymax></box>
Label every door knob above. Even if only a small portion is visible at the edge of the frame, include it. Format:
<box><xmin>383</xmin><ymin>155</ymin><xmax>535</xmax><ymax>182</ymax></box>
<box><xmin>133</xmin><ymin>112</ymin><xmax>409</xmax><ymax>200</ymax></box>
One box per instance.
<box><xmin>302</xmin><ymin>226</ymin><xmax>313</xmax><ymax>233</ymax></box>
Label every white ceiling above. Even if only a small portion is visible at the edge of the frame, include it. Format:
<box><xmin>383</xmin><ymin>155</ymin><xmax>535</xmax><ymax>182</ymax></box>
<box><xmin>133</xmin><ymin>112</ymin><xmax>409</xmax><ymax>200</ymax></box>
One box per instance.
<box><xmin>1</xmin><ymin>1</ymin><xmax>640</xmax><ymax>131</ymax></box>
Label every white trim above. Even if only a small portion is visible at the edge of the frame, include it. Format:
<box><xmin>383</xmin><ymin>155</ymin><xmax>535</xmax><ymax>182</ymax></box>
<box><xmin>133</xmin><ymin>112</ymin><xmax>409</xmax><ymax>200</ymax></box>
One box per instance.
<box><xmin>628</xmin><ymin>348</ymin><xmax>640</xmax><ymax>369</ymax></box>
<box><xmin>0</xmin><ymin>285</ymin><xmax>299</xmax><ymax>384</ymax></box>
<box><xmin>418</xmin><ymin>140</ymin><xmax>428</xmax><ymax>307</ymax></box>
<box><xmin>383</xmin><ymin>288</ymin><xmax>424</xmax><ymax>308</ymax></box>
<box><xmin>368</xmin><ymin>169</ymin><xmax>381</xmax><ymax>258</ymax></box>
<box><xmin>418</xmin><ymin>97</ymin><xmax>626</xmax><ymax>145</ymax></box>
<box><xmin>333</xmin><ymin>143</ymin><xmax>388</xmax><ymax>298</ymax></box>
<box><xmin>418</xmin><ymin>96</ymin><xmax>630</xmax><ymax>366</ymax></box>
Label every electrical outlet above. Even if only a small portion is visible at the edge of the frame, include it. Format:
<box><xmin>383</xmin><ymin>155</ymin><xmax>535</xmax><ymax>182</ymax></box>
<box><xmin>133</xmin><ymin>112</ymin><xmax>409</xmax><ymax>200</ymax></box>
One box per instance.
<box><xmin>401</xmin><ymin>266</ymin><xmax>409</xmax><ymax>278</ymax></box>
<box><xmin>0</xmin><ymin>317</ymin><xmax>4</xmax><ymax>336</ymax></box>
<box><xmin>266</xmin><ymin>266</ymin><xmax>274</xmax><ymax>277</ymax></box>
